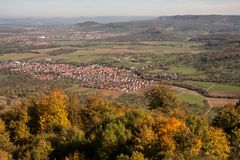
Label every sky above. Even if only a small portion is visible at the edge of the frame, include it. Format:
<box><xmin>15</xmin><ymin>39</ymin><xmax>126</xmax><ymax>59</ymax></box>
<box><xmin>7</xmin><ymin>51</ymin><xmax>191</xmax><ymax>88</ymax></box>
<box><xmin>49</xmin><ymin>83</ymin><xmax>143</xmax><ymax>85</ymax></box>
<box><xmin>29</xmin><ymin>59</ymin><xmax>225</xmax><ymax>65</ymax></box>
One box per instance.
<box><xmin>0</xmin><ymin>0</ymin><xmax>240</xmax><ymax>18</ymax></box>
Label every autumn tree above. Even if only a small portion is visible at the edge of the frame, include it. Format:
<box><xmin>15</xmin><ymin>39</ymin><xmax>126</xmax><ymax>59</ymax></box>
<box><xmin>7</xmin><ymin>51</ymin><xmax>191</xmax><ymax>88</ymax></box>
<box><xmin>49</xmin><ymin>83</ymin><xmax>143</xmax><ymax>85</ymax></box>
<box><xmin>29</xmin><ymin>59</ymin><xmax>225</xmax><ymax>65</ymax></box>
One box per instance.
<box><xmin>213</xmin><ymin>105</ymin><xmax>240</xmax><ymax>158</ymax></box>
<box><xmin>174</xmin><ymin>128</ymin><xmax>203</xmax><ymax>158</ymax></box>
<box><xmin>153</xmin><ymin>117</ymin><xmax>183</xmax><ymax>158</ymax></box>
<box><xmin>98</xmin><ymin>121</ymin><xmax>132</xmax><ymax>160</ymax></box>
<box><xmin>51</xmin><ymin>127</ymin><xmax>85</xmax><ymax>159</ymax></box>
<box><xmin>67</xmin><ymin>93</ymin><xmax>82</xmax><ymax>128</ymax></box>
<box><xmin>213</xmin><ymin>105</ymin><xmax>240</xmax><ymax>134</ymax></box>
<box><xmin>0</xmin><ymin>119</ymin><xmax>14</xmax><ymax>156</ymax></box>
<box><xmin>203</xmin><ymin>128</ymin><xmax>231</xmax><ymax>159</ymax></box>
<box><xmin>80</xmin><ymin>95</ymin><xmax>115</xmax><ymax>139</ymax></box>
<box><xmin>116</xmin><ymin>154</ymin><xmax>130</xmax><ymax>160</ymax></box>
<box><xmin>186</xmin><ymin>115</ymin><xmax>209</xmax><ymax>138</ymax></box>
<box><xmin>145</xmin><ymin>85</ymin><xmax>179</xmax><ymax>112</ymax></box>
<box><xmin>37</xmin><ymin>89</ymin><xmax>70</xmax><ymax>132</ymax></box>
<box><xmin>0</xmin><ymin>150</ymin><xmax>12</xmax><ymax>160</ymax></box>
<box><xmin>65</xmin><ymin>151</ymin><xmax>85</xmax><ymax>160</ymax></box>
<box><xmin>27</xmin><ymin>135</ymin><xmax>53</xmax><ymax>160</ymax></box>
<box><xmin>123</xmin><ymin>109</ymin><xmax>155</xmax><ymax>155</ymax></box>
<box><xmin>1</xmin><ymin>104</ymin><xmax>30</xmax><ymax>144</ymax></box>
<box><xmin>130</xmin><ymin>151</ymin><xmax>145</xmax><ymax>160</ymax></box>
<box><xmin>230</xmin><ymin>128</ymin><xmax>240</xmax><ymax>158</ymax></box>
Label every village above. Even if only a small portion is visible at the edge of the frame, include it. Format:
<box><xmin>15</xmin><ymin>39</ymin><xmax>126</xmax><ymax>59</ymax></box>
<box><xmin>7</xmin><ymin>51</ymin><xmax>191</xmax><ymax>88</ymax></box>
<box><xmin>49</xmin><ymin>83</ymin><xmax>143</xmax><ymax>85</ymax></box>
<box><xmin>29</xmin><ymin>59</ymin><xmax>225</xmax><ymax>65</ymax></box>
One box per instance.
<box><xmin>67</xmin><ymin>31</ymin><xmax>127</xmax><ymax>40</ymax></box>
<box><xmin>0</xmin><ymin>28</ymin><xmax>126</xmax><ymax>53</ymax></box>
<box><xmin>0</xmin><ymin>61</ymin><xmax>155</xmax><ymax>93</ymax></box>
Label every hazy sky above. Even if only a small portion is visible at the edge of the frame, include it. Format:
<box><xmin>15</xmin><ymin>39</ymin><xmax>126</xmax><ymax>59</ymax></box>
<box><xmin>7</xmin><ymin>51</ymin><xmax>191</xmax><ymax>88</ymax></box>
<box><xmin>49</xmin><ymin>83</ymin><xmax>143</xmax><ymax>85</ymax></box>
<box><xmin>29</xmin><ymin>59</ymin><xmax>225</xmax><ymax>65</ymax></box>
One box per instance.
<box><xmin>1</xmin><ymin>0</ymin><xmax>240</xmax><ymax>18</ymax></box>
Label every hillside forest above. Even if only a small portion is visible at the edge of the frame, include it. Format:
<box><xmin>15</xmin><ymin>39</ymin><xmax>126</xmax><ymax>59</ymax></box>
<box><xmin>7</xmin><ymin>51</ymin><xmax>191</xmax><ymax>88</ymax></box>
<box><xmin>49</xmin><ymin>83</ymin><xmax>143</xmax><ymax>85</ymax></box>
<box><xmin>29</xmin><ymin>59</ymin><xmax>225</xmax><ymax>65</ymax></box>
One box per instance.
<box><xmin>0</xmin><ymin>86</ymin><xmax>239</xmax><ymax>160</ymax></box>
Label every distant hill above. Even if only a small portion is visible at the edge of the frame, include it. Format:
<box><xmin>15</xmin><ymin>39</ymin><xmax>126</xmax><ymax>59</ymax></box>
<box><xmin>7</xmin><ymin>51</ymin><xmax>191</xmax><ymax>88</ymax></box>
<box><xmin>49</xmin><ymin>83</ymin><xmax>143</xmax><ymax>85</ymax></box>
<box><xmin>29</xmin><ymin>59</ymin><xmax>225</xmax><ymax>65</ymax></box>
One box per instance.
<box><xmin>156</xmin><ymin>15</ymin><xmax>240</xmax><ymax>32</ymax></box>
<box><xmin>75</xmin><ymin>15</ymin><xmax>240</xmax><ymax>33</ymax></box>
<box><xmin>75</xmin><ymin>21</ymin><xmax>101</xmax><ymax>28</ymax></box>
<box><xmin>113</xmin><ymin>28</ymin><xmax>183</xmax><ymax>41</ymax></box>
<box><xmin>0</xmin><ymin>16</ymin><xmax>156</xmax><ymax>26</ymax></box>
<box><xmin>75</xmin><ymin>20</ymin><xmax>153</xmax><ymax>32</ymax></box>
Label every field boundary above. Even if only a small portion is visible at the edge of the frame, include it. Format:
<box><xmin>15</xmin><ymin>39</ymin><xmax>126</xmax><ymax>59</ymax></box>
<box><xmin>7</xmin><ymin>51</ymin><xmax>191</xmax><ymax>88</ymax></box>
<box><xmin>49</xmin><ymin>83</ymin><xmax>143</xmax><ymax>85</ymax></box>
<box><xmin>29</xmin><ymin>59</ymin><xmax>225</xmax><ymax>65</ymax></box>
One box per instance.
<box><xmin>203</xmin><ymin>100</ymin><xmax>212</xmax><ymax>116</ymax></box>
<box><xmin>207</xmin><ymin>83</ymin><xmax>216</xmax><ymax>91</ymax></box>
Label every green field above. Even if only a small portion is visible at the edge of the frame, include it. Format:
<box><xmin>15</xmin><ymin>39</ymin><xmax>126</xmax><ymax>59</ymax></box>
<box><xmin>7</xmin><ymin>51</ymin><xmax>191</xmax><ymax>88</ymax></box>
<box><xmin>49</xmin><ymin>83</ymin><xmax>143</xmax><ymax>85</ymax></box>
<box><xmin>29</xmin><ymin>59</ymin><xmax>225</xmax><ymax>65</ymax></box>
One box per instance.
<box><xmin>186</xmin><ymin>81</ymin><xmax>240</xmax><ymax>93</ymax></box>
<box><xmin>209</xmin><ymin>84</ymin><xmax>240</xmax><ymax>92</ymax></box>
<box><xmin>176</xmin><ymin>92</ymin><xmax>209</xmax><ymax>115</ymax></box>
<box><xmin>55</xmin><ymin>40</ymin><xmax>116</xmax><ymax>48</ymax></box>
<box><xmin>185</xmin><ymin>81</ymin><xmax>215</xmax><ymax>89</ymax></box>
<box><xmin>0</xmin><ymin>49</ymin><xmax>99</xmax><ymax>64</ymax></box>
<box><xmin>177</xmin><ymin>93</ymin><xmax>205</xmax><ymax>106</ymax></box>
<box><xmin>0</xmin><ymin>53</ymin><xmax>45</xmax><ymax>61</ymax></box>
<box><xmin>167</xmin><ymin>66</ymin><xmax>198</xmax><ymax>75</ymax></box>
<box><xmin>0</xmin><ymin>41</ymin><xmax>202</xmax><ymax>63</ymax></box>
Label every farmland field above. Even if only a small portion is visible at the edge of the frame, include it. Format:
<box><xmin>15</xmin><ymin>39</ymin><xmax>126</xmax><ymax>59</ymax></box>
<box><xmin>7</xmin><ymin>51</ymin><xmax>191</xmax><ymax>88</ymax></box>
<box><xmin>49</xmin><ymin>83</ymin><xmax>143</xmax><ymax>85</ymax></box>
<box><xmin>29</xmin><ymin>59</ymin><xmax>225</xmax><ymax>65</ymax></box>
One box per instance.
<box><xmin>185</xmin><ymin>80</ymin><xmax>240</xmax><ymax>96</ymax></box>
<box><xmin>167</xmin><ymin>66</ymin><xmax>198</xmax><ymax>75</ymax></box>
<box><xmin>177</xmin><ymin>93</ymin><xmax>205</xmax><ymax>105</ymax></box>
<box><xmin>185</xmin><ymin>81</ymin><xmax>215</xmax><ymax>89</ymax></box>
<box><xmin>207</xmin><ymin>98</ymin><xmax>239</xmax><ymax>108</ymax></box>
<box><xmin>0</xmin><ymin>41</ymin><xmax>202</xmax><ymax>64</ymax></box>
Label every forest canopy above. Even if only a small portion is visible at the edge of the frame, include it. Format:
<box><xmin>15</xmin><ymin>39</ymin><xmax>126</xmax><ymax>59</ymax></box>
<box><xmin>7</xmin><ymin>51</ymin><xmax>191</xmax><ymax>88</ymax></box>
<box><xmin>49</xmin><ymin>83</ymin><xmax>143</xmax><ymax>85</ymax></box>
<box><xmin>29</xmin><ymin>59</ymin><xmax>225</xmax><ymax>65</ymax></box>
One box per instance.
<box><xmin>0</xmin><ymin>86</ymin><xmax>239</xmax><ymax>160</ymax></box>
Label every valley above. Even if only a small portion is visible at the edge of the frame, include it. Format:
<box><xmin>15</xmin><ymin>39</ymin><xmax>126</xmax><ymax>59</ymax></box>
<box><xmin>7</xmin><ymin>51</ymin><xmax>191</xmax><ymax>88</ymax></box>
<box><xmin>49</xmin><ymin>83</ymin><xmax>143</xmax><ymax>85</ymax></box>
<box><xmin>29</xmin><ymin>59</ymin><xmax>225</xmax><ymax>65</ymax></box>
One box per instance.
<box><xmin>0</xmin><ymin>15</ymin><xmax>239</xmax><ymax>119</ymax></box>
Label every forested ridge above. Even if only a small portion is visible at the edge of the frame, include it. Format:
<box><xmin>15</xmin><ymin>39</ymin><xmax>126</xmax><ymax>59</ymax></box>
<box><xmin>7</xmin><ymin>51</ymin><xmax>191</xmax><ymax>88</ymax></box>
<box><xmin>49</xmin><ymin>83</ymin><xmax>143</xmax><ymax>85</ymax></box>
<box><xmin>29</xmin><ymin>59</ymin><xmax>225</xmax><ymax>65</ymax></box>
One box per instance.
<box><xmin>0</xmin><ymin>86</ymin><xmax>239</xmax><ymax>160</ymax></box>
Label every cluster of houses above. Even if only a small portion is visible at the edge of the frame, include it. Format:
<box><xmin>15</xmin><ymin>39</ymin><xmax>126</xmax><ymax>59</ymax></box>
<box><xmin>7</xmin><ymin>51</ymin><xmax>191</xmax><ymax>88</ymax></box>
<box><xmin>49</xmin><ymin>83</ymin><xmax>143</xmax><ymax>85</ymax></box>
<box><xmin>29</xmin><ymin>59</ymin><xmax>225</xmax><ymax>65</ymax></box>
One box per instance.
<box><xmin>142</xmin><ymin>72</ymin><xmax>179</xmax><ymax>81</ymax></box>
<box><xmin>67</xmin><ymin>31</ymin><xmax>127</xmax><ymax>40</ymax></box>
<box><xmin>0</xmin><ymin>61</ymin><xmax>155</xmax><ymax>93</ymax></box>
<box><xmin>2</xmin><ymin>31</ymin><xmax>126</xmax><ymax>49</ymax></box>
<box><xmin>3</xmin><ymin>34</ymin><xmax>52</xmax><ymax>47</ymax></box>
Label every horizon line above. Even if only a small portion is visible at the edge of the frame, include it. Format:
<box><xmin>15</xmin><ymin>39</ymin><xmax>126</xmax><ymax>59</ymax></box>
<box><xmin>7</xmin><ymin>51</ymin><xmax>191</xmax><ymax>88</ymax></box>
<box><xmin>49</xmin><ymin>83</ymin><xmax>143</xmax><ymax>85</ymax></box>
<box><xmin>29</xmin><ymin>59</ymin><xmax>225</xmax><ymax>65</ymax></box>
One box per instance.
<box><xmin>1</xmin><ymin>14</ymin><xmax>240</xmax><ymax>19</ymax></box>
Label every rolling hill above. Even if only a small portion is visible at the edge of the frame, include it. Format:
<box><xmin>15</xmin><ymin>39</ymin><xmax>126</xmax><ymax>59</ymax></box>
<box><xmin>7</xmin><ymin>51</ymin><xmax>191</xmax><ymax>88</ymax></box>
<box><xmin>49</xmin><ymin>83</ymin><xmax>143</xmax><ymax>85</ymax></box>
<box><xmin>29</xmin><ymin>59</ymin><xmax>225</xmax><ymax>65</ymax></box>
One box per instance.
<box><xmin>75</xmin><ymin>15</ymin><xmax>240</xmax><ymax>33</ymax></box>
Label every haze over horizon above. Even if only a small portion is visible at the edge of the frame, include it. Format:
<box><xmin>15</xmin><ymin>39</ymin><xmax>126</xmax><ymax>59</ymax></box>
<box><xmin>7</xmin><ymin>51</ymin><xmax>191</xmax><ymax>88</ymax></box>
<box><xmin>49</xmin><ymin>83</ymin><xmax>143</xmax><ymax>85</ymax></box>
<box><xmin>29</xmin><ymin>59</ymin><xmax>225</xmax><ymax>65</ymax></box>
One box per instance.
<box><xmin>1</xmin><ymin>0</ymin><xmax>240</xmax><ymax>18</ymax></box>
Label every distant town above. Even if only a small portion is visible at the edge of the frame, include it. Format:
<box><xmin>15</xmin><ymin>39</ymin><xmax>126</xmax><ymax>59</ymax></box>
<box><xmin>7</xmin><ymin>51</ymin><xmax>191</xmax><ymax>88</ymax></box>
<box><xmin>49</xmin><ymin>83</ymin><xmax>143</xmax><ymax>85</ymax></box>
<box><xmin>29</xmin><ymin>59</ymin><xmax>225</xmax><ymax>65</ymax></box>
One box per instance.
<box><xmin>0</xmin><ymin>30</ymin><xmax>127</xmax><ymax>50</ymax></box>
<box><xmin>0</xmin><ymin>61</ymin><xmax>155</xmax><ymax>93</ymax></box>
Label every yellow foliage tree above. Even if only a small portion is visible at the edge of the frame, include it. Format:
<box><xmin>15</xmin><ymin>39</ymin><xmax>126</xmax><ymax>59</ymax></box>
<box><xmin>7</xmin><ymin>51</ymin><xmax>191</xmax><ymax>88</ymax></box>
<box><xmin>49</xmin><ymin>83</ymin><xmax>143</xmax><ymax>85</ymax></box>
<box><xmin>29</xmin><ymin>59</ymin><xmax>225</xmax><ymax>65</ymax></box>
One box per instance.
<box><xmin>204</xmin><ymin>127</ymin><xmax>231</xmax><ymax>159</ymax></box>
<box><xmin>0</xmin><ymin>150</ymin><xmax>12</xmax><ymax>160</ymax></box>
<box><xmin>37</xmin><ymin>90</ymin><xmax>70</xmax><ymax>131</ymax></box>
<box><xmin>137</xmin><ymin>126</ymin><xmax>156</xmax><ymax>147</ymax></box>
<box><xmin>122</xmin><ymin>109</ymin><xmax>156</xmax><ymax>155</ymax></box>
<box><xmin>191</xmin><ymin>139</ymin><xmax>203</xmax><ymax>155</ymax></box>
<box><xmin>174</xmin><ymin>127</ymin><xmax>203</xmax><ymax>158</ymax></box>
<box><xmin>131</xmin><ymin>151</ymin><xmax>145</xmax><ymax>160</ymax></box>
<box><xmin>65</xmin><ymin>152</ymin><xmax>85</xmax><ymax>160</ymax></box>
<box><xmin>0</xmin><ymin>119</ymin><xmax>5</xmax><ymax>133</ymax></box>
<box><xmin>29</xmin><ymin>137</ymin><xmax>53</xmax><ymax>160</ymax></box>
<box><xmin>0</xmin><ymin>119</ymin><xmax>13</xmax><ymax>153</ymax></box>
